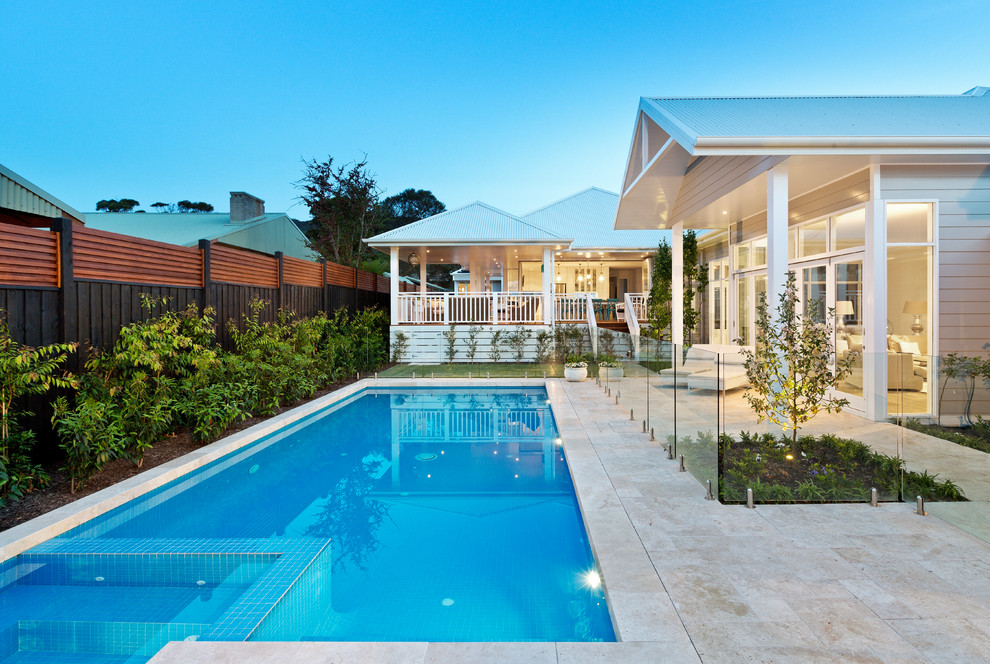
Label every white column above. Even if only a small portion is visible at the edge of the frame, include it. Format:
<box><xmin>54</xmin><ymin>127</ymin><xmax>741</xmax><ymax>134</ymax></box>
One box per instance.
<box><xmin>864</xmin><ymin>166</ymin><xmax>887</xmax><ymax>421</ymax></box>
<box><xmin>419</xmin><ymin>255</ymin><xmax>427</xmax><ymax>294</ymax></box>
<box><xmin>671</xmin><ymin>221</ymin><xmax>684</xmax><ymax>345</ymax></box>
<box><xmin>766</xmin><ymin>166</ymin><xmax>789</xmax><ymax>322</ymax></box>
<box><xmin>389</xmin><ymin>247</ymin><xmax>399</xmax><ymax>325</ymax></box>
<box><xmin>542</xmin><ymin>247</ymin><xmax>554</xmax><ymax>325</ymax></box>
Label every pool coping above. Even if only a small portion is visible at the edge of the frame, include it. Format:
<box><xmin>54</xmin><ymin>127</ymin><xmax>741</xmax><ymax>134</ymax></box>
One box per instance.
<box><xmin>1</xmin><ymin>377</ymin><xmax>691</xmax><ymax>660</ymax></box>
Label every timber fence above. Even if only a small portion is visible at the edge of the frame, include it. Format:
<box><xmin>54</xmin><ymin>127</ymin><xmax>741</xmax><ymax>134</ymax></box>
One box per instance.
<box><xmin>0</xmin><ymin>218</ymin><xmax>402</xmax><ymax>351</ymax></box>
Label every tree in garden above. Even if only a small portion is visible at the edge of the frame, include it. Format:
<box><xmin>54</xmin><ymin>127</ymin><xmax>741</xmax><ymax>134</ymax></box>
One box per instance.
<box><xmin>297</xmin><ymin>155</ymin><xmax>386</xmax><ymax>267</ymax></box>
<box><xmin>741</xmin><ymin>271</ymin><xmax>854</xmax><ymax>455</ymax></box>
<box><xmin>646</xmin><ymin>230</ymin><xmax>708</xmax><ymax>342</ymax></box>
<box><xmin>380</xmin><ymin>188</ymin><xmax>445</xmax><ymax>231</ymax></box>
<box><xmin>380</xmin><ymin>188</ymin><xmax>457</xmax><ymax>287</ymax></box>
<box><xmin>96</xmin><ymin>198</ymin><xmax>140</xmax><ymax>213</ymax></box>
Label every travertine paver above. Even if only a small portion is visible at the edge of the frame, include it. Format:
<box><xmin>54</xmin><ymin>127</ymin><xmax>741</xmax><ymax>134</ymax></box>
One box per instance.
<box><xmin>145</xmin><ymin>377</ymin><xmax>990</xmax><ymax>663</ymax></box>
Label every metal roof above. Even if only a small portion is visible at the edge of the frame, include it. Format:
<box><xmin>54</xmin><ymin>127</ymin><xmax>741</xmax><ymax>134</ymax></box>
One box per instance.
<box><xmin>365</xmin><ymin>201</ymin><xmax>566</xmax><ymax>245</ymax></box>
<box><xmin>642</xmin><ymin>89</ymin><xmax>990</xmax><ymax>153</ymax></box>
<box><xmin>522</xmin><ymin>187</ymin><xmax>666</xmax><ymax>250</ymax></box>
<box><xmin>83</xmin><ymin>212</ymin><xmax>293</xmax><ymax>245</ymax></box>
<box><xmin>0</xmin><ymin>163</ymin><xmax>84</xmax><ymax>222</ymax></box>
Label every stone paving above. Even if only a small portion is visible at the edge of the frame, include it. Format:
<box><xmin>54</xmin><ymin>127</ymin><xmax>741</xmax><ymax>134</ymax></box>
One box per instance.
<box><xmin>146</xmin><ymin>377</ymin><xmax>990</xmax><ymax>663</ymax></box>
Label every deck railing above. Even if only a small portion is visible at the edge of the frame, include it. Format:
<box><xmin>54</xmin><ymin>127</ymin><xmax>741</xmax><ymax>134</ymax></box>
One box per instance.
<box><xmin>554</xmin><ymin>293</ymin><xmax>592</xmax><ymax>321</ymax></box>
<box><xmin>394</xmin><ymin>291</ymin><xmax>649</xmax><ymax>326</ymax></box>
<box><xmin>396</xmin><ymin>291</ymin><xmax>544</xmax><ymax>325</ymax></box>
<box><xmin>625</xmin><ymin>293</ymin><xmax>648</xmax><ymax>321</ymax></box>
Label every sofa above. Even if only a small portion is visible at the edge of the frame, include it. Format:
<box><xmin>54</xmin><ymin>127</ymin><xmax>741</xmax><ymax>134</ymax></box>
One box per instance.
<box><xmin>837</xmin><ymin>332</ymin><xmax>927</xmax><ymax>392</ymax></box>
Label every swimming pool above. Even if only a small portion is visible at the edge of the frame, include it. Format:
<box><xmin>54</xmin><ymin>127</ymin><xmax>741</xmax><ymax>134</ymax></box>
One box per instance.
<box><xmin>0</xmin><ymin>387</ymin><xmax>615</xmax><ymax>662</ymax></box>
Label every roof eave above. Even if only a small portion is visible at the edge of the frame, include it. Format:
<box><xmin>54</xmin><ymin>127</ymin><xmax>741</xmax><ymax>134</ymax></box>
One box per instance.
<box><xmin>693</xmin><ymin>135</ymin><xmax>990</xmax><ymax>155</ymax></box>
<box><xmin>366</xmin><ymin>238</ymin><xmax>574</xmax><ymax>248</ymax></box>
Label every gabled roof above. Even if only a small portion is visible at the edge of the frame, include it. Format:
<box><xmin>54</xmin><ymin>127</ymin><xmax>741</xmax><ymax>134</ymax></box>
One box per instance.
<box><xmin>522</xmin><ymin>187</ymin><xmax>665</xmax><ymax>250</ymax></box>
<box><xmin>640</xmin><ymin>89</ymin><xmax>990</xmax><ymax>154</ymax></box>
<box><xmin>83</xmin><ymin>212</ymin><xmax>296</xmax><ymax>246</ymax></box>
<box><xmin>366</xmin><ymin>201</ymin><xmax>567</xmax><ymax>246</ymax></box>
<box><xmin>0</xmin><ymin>163</ymin><xmax>84</xmax><ymax>222</ymax></box>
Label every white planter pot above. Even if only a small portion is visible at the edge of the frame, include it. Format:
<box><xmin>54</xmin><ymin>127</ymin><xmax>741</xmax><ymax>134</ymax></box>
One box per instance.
<box><xmin>600</xmin><ymin>366</ymin><xmax>624</xmax><ymax>381</ymax></box>
<box><xmin>564</xmin><ymin>366</ymin><xmax>588</xmax><ymax>382</ymax></box>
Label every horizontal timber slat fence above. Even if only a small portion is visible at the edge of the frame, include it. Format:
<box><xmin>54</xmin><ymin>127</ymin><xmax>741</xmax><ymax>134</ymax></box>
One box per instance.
<box><xmin>0</xmin><ymin>218</ymin><xmax>393</xmax><ymax>352</ymax></box>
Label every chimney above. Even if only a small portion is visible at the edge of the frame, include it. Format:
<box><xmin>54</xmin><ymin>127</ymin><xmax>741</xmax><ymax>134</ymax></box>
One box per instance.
<box><xmin>229</xmin><ymin>192</ymin><xmax>265</xmax><ymax>223</ymax></box>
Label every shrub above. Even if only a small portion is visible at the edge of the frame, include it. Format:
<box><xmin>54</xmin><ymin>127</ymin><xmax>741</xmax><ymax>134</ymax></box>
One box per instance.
<box><xmin>490</xmin><ymin>329</ymin><xmax>505</xmax><ymax>362</ymax></box>
<box><xmin>507</xmin><ymin>326</ymin><xmax>531</xmax><ymax>362</ymax></box>
<box><xmin>391</xmin><ymin>331</ymin><xmax>409</xmax><ymax>363</ymax></box>
<box><xmin>0</xmin><ymin>310</ymin><xmax>76</xmax><ymax>503</ymax></box>
<box><xmin>535</xmin><ymin>330</ymin><xmax>553</xmax><ymax>364</ymax></box>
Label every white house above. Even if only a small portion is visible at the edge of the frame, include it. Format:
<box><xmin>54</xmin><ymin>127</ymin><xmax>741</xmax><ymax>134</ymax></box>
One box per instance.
<box><xmin>614</xmin><ymin>87</ymin><xmax>990</xmax><ymax>421</ymax></box>
<box><xmin>365</xmin><ymin>188</ymin><xmax>665</xmax><ymax>362</ymax></box>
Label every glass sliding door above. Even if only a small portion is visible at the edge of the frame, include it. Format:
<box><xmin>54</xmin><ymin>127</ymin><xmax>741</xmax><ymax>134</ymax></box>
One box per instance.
<box><xmin>834</xmin><ymin>260</ymin><xmax>865</xmax><ymax>406</ymax></box>
<box><xmin>709</xmin><ymin>259</ymin><xmax>729</xmax><ymax>344</ymax></box>
<box><xmin>796</xmin><ymin>257</ymin><xmax>866</xmax><ymax>411</ymax></box>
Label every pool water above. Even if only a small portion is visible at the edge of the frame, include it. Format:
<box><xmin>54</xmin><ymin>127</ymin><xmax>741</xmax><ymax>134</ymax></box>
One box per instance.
<box><xmin>0</xmin><ymin>388</ymin><xmax>614</xmax><ymax>662</ymax></box>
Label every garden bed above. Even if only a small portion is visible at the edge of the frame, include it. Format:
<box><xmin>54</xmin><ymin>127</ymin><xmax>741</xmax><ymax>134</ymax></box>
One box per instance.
<box><xmin>0</xmin><ymin>374</ymin><xmax>368</xmax><ymax>533</ymax></box>
<box><xmin>900</xmin><ymin>418</ymin><xmax>990</xmax><ymax>455</ymax></box>
<box><xmin>676</xmin><ymin>431</ymin><xmax>966</xmax><ymax>504</ymax></box>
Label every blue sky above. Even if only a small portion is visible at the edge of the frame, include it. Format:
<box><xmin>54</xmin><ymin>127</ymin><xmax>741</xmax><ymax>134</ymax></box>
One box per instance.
<box><xmin>2</xmin><ymin>0</ymin><xmax>989</xmax><ymax>219</ymax></box>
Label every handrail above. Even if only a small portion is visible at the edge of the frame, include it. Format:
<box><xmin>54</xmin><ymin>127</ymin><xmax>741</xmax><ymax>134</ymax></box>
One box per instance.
<box><xmin>396</xmin><ymin>291</ymin><xmax>544</xmax><ymax>325</ymax></box>
<box><xmin>624</xmin><ymin>292</ymin><xmax>641</xmax><ymax>359</ymax></box>
<box><xmin>586</xmin><ymin>292</ymin><xmax>598</xmax><ymax>357</ymax></box>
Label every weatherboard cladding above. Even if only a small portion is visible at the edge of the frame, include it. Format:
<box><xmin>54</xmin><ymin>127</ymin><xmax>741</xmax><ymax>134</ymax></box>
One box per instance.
<box><xmin>522</xmin><ymin>187</ymin><xmax>664</xmax><ymax>250</ymax></box>
<box><xmin>367</xmin><ymin>201</ymin><xmax>563</xmax><ymax>243</ymax></box>
<box><xmin>643</xmin><ymin>95</ymin><xmax>990</xmax><ymax>142</ymax></box>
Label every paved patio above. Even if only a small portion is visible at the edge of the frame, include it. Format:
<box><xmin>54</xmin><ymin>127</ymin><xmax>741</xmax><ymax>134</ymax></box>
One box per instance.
<box><xmin>151</xmin><ymin>377</ymin><xmax>990</xmax><ymax>663</ymax></box>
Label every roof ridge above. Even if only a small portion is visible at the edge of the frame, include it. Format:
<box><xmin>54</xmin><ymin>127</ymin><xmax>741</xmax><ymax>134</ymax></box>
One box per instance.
<box><xmin>645</xmin><ymin>93</ymin><xmax>985</xmax><ymax>101</ymax></box>
<box><xmin>521</xmin><ymin>187</ymin><xmax>618</xmax><ymax>218</ymax></box>
<box><xmin>367</xmin><ymin>200</ymin><xmax>564</xmax><ymax>242</ymax></box>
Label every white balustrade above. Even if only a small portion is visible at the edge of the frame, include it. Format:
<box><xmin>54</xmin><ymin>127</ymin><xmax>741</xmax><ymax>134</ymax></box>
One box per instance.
<box><xmin>396</xmin><ymin>291</ymin><xmax>545</xmax><ymax>325</ymax></box>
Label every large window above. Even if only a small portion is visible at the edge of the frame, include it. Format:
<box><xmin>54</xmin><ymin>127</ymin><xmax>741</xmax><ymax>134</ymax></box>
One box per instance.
<box><xmin>886</xmin><ymin>203</ymin><xmax>934</xmax><ymax>416</ymax></box>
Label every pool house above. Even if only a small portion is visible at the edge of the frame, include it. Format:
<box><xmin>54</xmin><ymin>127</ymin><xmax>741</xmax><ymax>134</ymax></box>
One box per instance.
<box><xmin>366</xmin><ymin>188</ymin><xmax>664</xmax><ymax>360</ymax></box>
<box><xmin>614</xmin><ymin>88</ymin><xmax>990</xmax><ymax>422</ymax></box>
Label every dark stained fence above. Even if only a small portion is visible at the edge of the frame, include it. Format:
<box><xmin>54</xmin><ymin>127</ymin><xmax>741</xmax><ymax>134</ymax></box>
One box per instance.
<box><xmin>0</xmin><ymin>219</ymin><xmax>389</xmax><ymax>350</ymax></box>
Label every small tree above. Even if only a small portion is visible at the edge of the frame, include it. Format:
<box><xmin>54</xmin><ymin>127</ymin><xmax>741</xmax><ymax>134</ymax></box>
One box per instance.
<box><xmin>646</xmin><ymin>231</ymin><xmax>708</xmax><ymax>343</ymax></box>
<box><xmin>507</xmin><ymin>326</ymin><xmax>532</xmax><ymax>362</ymax></box>
<box><xmin>443</xmin><ymin>324</ymin><xmax>458</xmax><ymax>364</ymax></box>
<box><xmin>490</xmin><ymin>329</ymin><xmax>505</xmax><ymax>362</ymax></box>
<box><xmin>465</xmin><ymin>325</ymin><xmax>481</xmax><ymax>362</ymax></box>
<box><xmin>741</xmin><ymin>271</ymin><xmax>853</xmax><ymax>455</ymax></box>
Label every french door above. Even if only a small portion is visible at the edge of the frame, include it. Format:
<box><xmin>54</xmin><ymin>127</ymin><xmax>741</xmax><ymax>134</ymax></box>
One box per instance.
<box><xmin>731</xmin><ymin>256</ymin><xmax>866</xmax><ymax>412</ymax></box>
<box><xmin>797</xmin><ymin>255</ymin><xmax>866</xmax><ymax>412</ymax></box>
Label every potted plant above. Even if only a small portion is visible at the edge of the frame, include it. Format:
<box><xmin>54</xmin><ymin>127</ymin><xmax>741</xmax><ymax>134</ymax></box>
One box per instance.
<box><xmin>598</xmin><ymin>355</ymin><xmax>624</xmax><ymax>380</ymax></box>
<box><xmin>564</xmin><ymin>356</ymin><xmax>588</xmax><ymax>382</ymax></box>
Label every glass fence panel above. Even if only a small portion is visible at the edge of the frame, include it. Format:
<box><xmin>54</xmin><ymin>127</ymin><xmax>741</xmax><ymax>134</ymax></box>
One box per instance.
<box><xmin>671</xmin><ymin>345</ymin><xmax>719</xmax><ymax>494</ymax></box>
<box><xmin>646</xmin><ymin>340</ymin><xmax>675</xmax><ymax>456</ymax></box>
<box><xmin>896</xmin><ymin>352</ymin><xmax>990</xmax><ymax>543</ymax></box>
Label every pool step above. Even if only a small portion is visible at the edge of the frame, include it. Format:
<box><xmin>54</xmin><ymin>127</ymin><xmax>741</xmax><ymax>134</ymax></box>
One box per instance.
<box><xmin>0</xmin><ymin>619</ymin><xmax>211</xmax><ymax>664</ymax></box>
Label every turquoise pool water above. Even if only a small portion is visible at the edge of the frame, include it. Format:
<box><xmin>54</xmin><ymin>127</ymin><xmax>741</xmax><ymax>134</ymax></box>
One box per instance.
<box><xmin>0</xmin><ymin>387</ymin><xmax>614</xmax><ymax>662</ymax></box>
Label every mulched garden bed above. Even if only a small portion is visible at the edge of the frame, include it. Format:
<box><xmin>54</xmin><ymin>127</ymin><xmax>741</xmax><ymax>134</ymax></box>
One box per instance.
<box><xmin>680</xmin><ymin>431</ymin><xmax>968</xmax><ymax>504</ymax></box>
<box><xmin>0</xmin><ymin>373</ymin><xmax>372</xmax><ymax>534</ymax></box>
<box><xmin>720</xmin><ymin>434</ymin><xmax>966</xmax><ymax>503</ymax></box>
